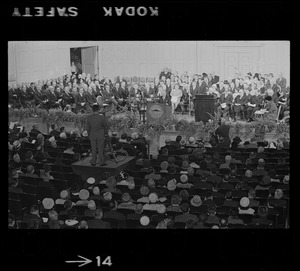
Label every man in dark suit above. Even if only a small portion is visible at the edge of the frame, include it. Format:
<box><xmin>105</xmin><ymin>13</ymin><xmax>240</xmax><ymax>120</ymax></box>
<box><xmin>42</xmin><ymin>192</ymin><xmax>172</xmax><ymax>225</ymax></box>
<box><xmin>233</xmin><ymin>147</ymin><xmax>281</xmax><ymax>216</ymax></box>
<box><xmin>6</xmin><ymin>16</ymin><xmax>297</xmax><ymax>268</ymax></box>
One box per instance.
<box><xmin>18</xmin><ymin>84</ymin><xmax>34</xmax><ymax>108</ymax></box>
<box><xmin>74</xmin><ymin>87</ymin><xmax>89</xmax><ymax>113</ymax></box>
<box><xmin>33</xmin><ymin>84</ymin><xmax>47</xmax><ymax>108</ymax></box>
<box><xmin>46</xmin><ymin>86</ymin><xmax>61</xmax><ymax>109</ymax></box>
<box><xmin>62</xmin><ymin>86</ymin><xmax>75</xmax><ymax>110</ymax></box>
<box><xmin>211</xmin><ymin>72</ymin><xmax>220</xmax><ymax>85</ymax></box>
<box><xmin>87</xmin><ymin>208</ymin><xmax>111</xmax><ymax>229</ymax></box>
<box><xmin>85</xmin><ymin>87</ymin><xmax>97</xmax><ymax>109</ymax></box>
<box><xmin>86</xmin><ymin>104</ymin><xmax>109</xmax><ymax>166</ymax></box>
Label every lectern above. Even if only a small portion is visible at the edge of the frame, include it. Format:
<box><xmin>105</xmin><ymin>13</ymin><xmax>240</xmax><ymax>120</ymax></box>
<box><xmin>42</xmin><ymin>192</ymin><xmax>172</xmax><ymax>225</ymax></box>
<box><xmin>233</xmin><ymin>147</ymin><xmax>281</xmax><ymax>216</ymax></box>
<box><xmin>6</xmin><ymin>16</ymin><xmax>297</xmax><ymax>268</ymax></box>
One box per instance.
<box><xmin>146</xmin><ymin>102</ymin><xmax>172</xmax><ymax>123</ymax></box>
<box><xmin>194</xmin><ymin>95</ymin><xmax>216</xmax><ymax>122</ymax></box>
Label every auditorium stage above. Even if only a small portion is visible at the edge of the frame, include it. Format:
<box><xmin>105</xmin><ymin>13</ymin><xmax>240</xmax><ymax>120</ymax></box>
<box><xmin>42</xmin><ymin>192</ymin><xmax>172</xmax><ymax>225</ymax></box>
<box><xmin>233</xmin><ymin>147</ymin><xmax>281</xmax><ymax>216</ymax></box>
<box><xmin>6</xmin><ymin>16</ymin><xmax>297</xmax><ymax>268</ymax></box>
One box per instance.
<box><xmin>71</xmin><ymin>155</ymin><xmax>136</xmax><ymax>183</ymax></box>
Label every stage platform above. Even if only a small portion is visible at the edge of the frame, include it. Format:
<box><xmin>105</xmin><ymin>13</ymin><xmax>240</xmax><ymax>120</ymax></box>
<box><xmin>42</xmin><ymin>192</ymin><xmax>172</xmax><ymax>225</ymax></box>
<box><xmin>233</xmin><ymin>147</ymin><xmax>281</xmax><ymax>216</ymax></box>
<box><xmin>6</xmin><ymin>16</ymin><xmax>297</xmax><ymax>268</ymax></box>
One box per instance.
<box><xmin>71</xmin><ymin>155</ymin><xmax>136</xmax><ymax>183</ymax></box>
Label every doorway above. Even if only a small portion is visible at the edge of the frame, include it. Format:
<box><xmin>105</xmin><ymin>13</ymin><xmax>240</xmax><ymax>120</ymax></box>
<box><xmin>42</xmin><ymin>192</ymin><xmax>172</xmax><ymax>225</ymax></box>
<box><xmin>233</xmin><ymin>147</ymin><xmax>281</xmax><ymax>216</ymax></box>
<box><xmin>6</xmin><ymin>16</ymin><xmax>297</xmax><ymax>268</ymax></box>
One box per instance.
<box><xmin>70</xmin><ymin>46</ymin><xmax>99</xmax><ymax>76</ymax></box>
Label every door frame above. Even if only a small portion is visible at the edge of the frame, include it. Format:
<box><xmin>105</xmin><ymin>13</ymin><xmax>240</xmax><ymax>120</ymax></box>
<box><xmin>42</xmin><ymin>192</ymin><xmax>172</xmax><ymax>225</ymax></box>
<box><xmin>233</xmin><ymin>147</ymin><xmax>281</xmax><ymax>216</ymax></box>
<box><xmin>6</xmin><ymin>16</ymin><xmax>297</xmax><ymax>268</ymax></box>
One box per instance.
<box><xmin>81</xmin><ymin>46</ymin><xmax>99</xmax><ymax>77</ymax></box>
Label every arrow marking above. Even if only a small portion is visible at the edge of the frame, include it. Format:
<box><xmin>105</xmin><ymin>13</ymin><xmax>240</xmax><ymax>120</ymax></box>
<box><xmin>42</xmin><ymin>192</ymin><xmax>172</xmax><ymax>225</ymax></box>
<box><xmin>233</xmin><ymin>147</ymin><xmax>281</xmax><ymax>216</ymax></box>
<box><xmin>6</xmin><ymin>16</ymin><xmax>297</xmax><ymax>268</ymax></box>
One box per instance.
<box><xmin>66</xmin><ymin>255</ymin><xmax>93</xmax><ymax>267</ymax></box>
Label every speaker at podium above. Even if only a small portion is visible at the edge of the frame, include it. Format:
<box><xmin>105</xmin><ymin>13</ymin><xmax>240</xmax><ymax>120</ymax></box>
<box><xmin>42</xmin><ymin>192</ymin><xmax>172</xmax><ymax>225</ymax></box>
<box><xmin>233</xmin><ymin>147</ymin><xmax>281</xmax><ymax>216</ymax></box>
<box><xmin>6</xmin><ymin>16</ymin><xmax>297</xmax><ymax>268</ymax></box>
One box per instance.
<box><xmin>194</xmin><ymin>95</ymin><xmax>216</xmax><ymax>122</ymax></box>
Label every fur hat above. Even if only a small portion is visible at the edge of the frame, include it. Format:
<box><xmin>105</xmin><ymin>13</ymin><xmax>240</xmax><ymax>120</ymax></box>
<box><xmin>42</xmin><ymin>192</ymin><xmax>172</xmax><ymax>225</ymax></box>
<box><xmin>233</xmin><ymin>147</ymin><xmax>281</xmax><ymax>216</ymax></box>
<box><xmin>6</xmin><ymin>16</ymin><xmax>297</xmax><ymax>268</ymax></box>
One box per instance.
<box><xmin>190</xmin><ymin>195</ymin><xmax>202</xmax><ymax>207</ymax></box>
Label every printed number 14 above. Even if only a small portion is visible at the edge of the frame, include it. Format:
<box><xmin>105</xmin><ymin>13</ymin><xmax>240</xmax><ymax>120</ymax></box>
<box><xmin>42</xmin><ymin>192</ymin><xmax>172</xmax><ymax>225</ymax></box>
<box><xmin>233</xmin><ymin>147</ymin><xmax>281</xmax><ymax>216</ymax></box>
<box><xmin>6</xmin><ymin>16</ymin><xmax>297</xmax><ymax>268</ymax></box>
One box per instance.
<box><xmin>96</xmin><ymin>256</ymin><xmax>112</xmax><ymax>267</ymax></box>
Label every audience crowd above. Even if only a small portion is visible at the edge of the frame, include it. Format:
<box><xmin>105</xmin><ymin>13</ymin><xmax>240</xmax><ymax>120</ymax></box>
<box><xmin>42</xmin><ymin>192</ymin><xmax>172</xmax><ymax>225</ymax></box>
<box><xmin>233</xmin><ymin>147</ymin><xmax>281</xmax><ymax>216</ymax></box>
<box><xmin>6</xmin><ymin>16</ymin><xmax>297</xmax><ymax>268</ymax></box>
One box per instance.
<box><xmin>8</xmin><ymin>119</ymin><xmax>290</xmax><ymax>229</ymax></box>
<box><xmin>8</xmin><ymin>67</ymin><xmax>290</xmax><ymax>122</ymax></box>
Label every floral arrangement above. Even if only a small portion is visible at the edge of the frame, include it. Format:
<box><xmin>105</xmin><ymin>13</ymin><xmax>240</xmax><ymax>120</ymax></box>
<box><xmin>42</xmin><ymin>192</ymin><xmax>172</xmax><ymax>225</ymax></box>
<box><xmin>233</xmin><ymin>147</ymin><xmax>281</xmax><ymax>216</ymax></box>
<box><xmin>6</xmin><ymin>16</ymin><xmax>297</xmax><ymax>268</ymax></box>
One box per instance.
<box><xmin>8</xmin><ymin>107</ymin><xmax>289</xmax><ymax>141</ymax></box>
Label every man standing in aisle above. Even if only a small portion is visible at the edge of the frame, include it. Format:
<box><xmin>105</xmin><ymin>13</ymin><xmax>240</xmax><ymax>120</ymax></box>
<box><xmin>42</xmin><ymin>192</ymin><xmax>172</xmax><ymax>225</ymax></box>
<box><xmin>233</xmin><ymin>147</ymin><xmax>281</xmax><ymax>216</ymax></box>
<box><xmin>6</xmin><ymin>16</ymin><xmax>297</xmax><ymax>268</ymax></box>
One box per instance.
<box><xmin>86</xmin><ymin>104</ymin><xmax>109</xmax><ymax>166</ymax></box>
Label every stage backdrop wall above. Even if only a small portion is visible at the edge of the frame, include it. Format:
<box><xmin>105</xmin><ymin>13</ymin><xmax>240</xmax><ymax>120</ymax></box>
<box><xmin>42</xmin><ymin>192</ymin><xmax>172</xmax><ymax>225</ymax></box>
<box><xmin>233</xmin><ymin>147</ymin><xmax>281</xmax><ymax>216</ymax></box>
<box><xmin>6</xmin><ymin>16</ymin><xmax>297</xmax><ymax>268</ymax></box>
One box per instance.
<box><xmin>8</xmin><ymin>41</ymin><xmax>290</xmax><ymax>85</ymax></box>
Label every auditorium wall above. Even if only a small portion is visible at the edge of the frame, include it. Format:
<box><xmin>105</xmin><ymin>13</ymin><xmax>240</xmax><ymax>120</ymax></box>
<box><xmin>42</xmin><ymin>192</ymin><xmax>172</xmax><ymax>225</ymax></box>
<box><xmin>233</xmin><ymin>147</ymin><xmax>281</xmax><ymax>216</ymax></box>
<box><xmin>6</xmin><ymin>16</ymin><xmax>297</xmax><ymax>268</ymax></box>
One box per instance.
<box><xmin>8</xmin><ymin>41</ymin><xmax>290</xmax><ymax>85</ymax></box>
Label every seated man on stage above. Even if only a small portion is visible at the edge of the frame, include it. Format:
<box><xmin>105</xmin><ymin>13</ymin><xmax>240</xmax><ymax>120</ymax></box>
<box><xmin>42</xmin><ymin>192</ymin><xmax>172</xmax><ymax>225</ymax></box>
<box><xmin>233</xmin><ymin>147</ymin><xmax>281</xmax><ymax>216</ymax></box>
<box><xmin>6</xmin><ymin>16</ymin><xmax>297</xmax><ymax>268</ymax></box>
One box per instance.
<box><xmin>74</xmin><ymin>87</ymin><xmax>90</xmax><ymax>113</ymax></box>
<box><xmin>62</xmin><ymin>86</ymin><xmax>75</xmax><ymax>111</ymax></box>
<box><xmin>46</xmin><ymin>85</ymin><xmax>62</xmax><ymax>109</ymax></box>
<box><xmin>118</xmin><ymin>81</ymin><xmax>130</xmax><ymax>102</ymax></box>
<box><xmin>112</xmin><ymin>82</ymin><xmax>125</xmax><ymax>108</ymax></box>
<box><xmin>246</xmin><ymin>89</ymin><xmax>260</xmax><ymax>122</ymax></box>
<box><xmin>218</xmin><ymin>81</ymin><xmax>233</xmax><ymax>118</ymax></box>
<box><xmin>85</xmin><ymin>86</ymin><xmax>98</xmax><ymax>112</ymax></box>
<box><xmin>170</xmin><ymin>83</ymin><xmax>183</xmax><ymax>114</ymax></box>
<box><xmin>18</xmin><ymin>84</ymin><xmax>35</xmax><ymax>108</ymax></box>
<box><xmin>232</xmin><ymin>88</ymin><xmax>247</xmax><ymax>121</ymax></box>
<box><xmin>98</xmin><ymin>83</ymin><xmax>120</xmax><ymax>111</ymax></box>
<box><xmin>33</xmin><ymin>84</ymin><xmax>48</xmax><ymax>109</ymax></box>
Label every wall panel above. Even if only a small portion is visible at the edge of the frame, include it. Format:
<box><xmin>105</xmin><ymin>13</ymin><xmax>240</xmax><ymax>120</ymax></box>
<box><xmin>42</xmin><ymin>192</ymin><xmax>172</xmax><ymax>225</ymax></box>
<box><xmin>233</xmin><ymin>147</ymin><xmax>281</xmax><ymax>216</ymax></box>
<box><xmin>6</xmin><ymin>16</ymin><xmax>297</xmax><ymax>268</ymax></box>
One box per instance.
<box><xmin>8</xmin><ymin>41</ymin><xmax>290</xmax><ymax>87</ymax></box>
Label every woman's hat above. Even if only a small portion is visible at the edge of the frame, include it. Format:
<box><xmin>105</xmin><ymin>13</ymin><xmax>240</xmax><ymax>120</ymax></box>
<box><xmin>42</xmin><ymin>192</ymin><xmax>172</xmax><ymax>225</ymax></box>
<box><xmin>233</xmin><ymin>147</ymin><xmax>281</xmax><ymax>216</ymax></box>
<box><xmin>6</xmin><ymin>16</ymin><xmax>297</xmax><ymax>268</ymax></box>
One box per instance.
<box><xmin>274</xmin><ymin>189</ymin><xmax>283</xmax><ymax>199</ymax></box>
<box><xmin>171</xmin><ymin>195</ymin><xmax>182</xmax><ymax>205</ymax></box>
<box><xmin>160</xmin><ymin>161</ymin><xmax>169</xmax><ymax>170</ymax></box>
<box><xmin>180</xmin><ymin>174</ymin><xmax>188</xmax><ymax>183</ymax></box>
<box><xmin>179</xmin><ymin>190</ymin><xmax>190</xmax><ymax>201</ymax></box>
<box><xmin>60</xmin><ymin>132</ymin><xmax>67</xmax><ymax>139</ymax></box>
<box><xmin>135</xmin><ymin>204</ymin><xmax>143</xmax><ymax>214</ymax></box>
<box><xmin>79</xmin><ymin>189</ymin><xmax>90</xmax><ymax>200</ymax></box>
<box><xmin>65</xmin><ymin>219</ymin><xmax>79</xmax><ymax>227</ymax></box>
<box><xmin>60</xmin><ymin>190</ymin><xmax>69</xmax><ymax>199</ymax></box>
<box><xmin>103</xmin><ymin>192</ymin><xmax>112</xmax><ymax>201</ymax></box>
<box><xmin>239</xmin><ymin>197</ymin><xmax>250</xmax><ymax>208</ymax></box>
<box><xmin>140</xmin><ymin>186</ymin><xmax>150</xmax><ymax>196</ymax></box>
<box><xmin>190</xmin><ymin>195</ymin><xmax>202</xmax><ymax>207</ymax></box>
<box><xmin>283</xmin><ymin>175</ymin><xmax>289</xmax><ymax>184</ymax></box>
<box><xmin>189</xmin><ymin>162</ymin><xmax>200</xmax><ymax>169</ymax></box>
<box><xmin>157</xmin><ymin>204</ymin><xmax>166</xmax><ymax>214</ymax></box>
<box><xmin>87</xmin><ymin>177</ymin><xmax>96</xmax><ymax>185</ymax></box>
<box><xmin>187</xmin><ymin>166</ymin><xmax>195</xmax><ymax>175</ymax></box>
<box><xmin>48</xmin><ymin>136</ymin><xmax>56</xmax><ymax>143</ymax></box>
<box><xmin>127</xmin><ymin>180</ymin><xmax>135</xmax><ymax>190</ymax></box>
<box><xmin>148</xmin><ymin>193</ymin><xmax>158</xmax><ymax>203</ymax></box>
<box><xmin>140</xmin><ymin>216</ymin><xmax>150</xmax><ymax>226</ymax></box>
<box><xmin>42</xmin><ymin>198</ymin><xmax>55</xmax><ymax>210</ymax></box>
<box><xmin>87</xmin><ymin>200</ymin><xmax>96</xmax><ymax>210</ymax></box>
<box><xmin>245</xmin><ymin>170</ymin><xmax>252</xmax><ymax>177</ymax></box>
<box><xmin>147</xmin><ymin>178</ymin><xmax>155</xmax><ymax>188</ymax></box>
<box><xmin>182</xmin><ymin>161</ymin><xmax>189</xmax><ymax>170</ymax></box>
<box><xmin>167</xmin><ymin>179</ymin><xmax>177</xmax><ymax>191</ymax></box>
<box><xmin>122</xmin><ymin>192</ymin><xmax>131</xmax><ymax>202</ymax></box>
<box><xmin>82</xmin><ymin>131</ymin><xmax>88</xmax><ymax>137</ymax></box>
<box><xmin>92</xmin><ymin>186</ymin><xmax>100</xmax><ymax>195</ymax></box>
